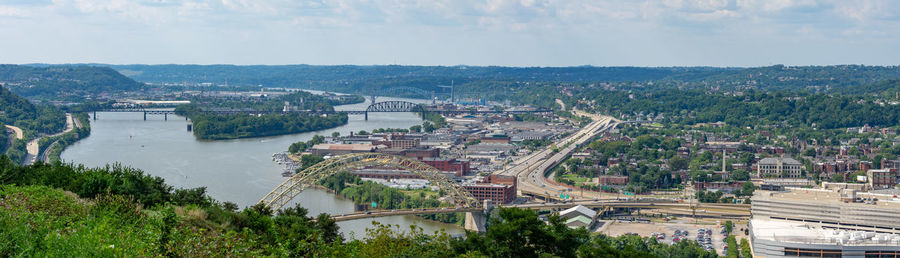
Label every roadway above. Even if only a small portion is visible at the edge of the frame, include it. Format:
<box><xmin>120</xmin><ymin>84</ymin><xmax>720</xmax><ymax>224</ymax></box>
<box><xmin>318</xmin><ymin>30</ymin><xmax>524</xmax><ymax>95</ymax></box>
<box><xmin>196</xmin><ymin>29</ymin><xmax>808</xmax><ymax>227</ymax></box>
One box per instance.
<box><xmin>23</xmin><ymin>113</ymin><xmax>74</xmax><ymax>165</ymax></box>
<box><xmin>329</xmin><ymin>200</ymin><xmax>750</xmax><ymax>222</ymax></box>
<box><xmin>498</xmin><ymin>113</ymin><xmax>619</xmax><ymax>201</ymax></box>
<box><xmin>326</xmin><ymin>107</ymin><xmax>753</xmax><ymax>223</ymax></box>
<box><xmin>326</xmin><ymin>107</ymin><xmax>755</xmax><ymax>222</ymax></box>
<box><xmin>4</xmin><ymin>125</ymin><xmax>23</xmax><ymax>140</ymax></box>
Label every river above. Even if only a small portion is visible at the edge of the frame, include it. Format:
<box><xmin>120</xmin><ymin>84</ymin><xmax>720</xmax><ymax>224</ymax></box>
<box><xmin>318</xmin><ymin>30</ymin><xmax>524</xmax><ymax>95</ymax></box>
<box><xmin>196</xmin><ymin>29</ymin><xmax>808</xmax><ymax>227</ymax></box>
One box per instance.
<box><xmin>61</xmin><ymin>95</ymin><xmax>463</xmax><ymax>238</ymax></box>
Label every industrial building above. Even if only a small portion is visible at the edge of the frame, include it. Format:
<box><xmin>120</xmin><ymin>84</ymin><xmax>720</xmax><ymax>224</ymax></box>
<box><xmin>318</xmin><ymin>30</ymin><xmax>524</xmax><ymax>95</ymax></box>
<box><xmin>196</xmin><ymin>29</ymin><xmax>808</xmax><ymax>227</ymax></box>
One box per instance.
<box><xmin>310</xmin><ymin>143</ymin><xmax>375</xmax><ymax>156</ymax></box>
<box><xmin>421</xmin><ymin>157</ymin><xmax>471</xmax><ymax>177</ymax></box>
<box><xmin>559</xmin><ymin>205</ymin><xmax>598</xmax><ymax>229</ymax></box>
<box><xmin>462</xmin><ymin>175</ymin><xmax>517</xmax><ymax>204</ymax></box>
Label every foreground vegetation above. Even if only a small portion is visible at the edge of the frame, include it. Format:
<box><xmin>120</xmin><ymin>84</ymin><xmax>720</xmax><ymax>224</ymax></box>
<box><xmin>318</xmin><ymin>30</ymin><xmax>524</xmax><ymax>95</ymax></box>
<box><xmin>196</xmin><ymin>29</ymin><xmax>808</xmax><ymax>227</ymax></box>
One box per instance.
<box><xmin>0</xmin><ymin>158</ymin><xmax>717</xmax><ymax>257</ymax></box>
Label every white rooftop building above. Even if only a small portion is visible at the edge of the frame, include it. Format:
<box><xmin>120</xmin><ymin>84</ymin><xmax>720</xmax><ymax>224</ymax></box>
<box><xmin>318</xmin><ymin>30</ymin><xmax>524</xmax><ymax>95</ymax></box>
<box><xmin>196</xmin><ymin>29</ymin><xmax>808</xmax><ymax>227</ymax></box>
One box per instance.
<box><xmin>558</xmin><ymin>205</ymin><xmax>598</xmax><ymax>229</ymax></box>
<box><xmin>559</xmin><ymin>205</ymin><xmax>598</xmax><ymax>220</ymax></box>
<box><xmin>750</xmin><ymin>188</ymin><xmax>900</xmax><ymax>257</ymax></box>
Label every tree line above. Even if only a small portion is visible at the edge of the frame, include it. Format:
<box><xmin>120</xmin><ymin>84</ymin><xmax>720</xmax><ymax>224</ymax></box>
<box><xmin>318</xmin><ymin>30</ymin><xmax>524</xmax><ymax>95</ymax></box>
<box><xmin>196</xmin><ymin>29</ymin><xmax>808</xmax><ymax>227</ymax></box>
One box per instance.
<box><xmin>175</xmin><ymin>91</ymin><xmax>358</xmax><ymax>140</ymax></box>
<box><xmin>188</xmin><ymin>113</ymin><xmax>348</xmax><ymax>140</ymax></box>
<box><xmin>577</xmin><ymin>88</ymin><xmax>900</xmax><ymax>129</ymax></box>
<box><xmin>0</xmin><ymin>65</ymin><xmax>145</xmax><ymax>101</ymax></box>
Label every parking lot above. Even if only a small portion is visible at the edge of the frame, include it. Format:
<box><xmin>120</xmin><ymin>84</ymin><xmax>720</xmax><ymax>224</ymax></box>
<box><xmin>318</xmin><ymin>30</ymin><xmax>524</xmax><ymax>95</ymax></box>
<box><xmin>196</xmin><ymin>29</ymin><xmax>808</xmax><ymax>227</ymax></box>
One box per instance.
<box><xmin>598</xmin><ymin>220</ymin><xmax>730</xmax><ymax>256</ymax></box>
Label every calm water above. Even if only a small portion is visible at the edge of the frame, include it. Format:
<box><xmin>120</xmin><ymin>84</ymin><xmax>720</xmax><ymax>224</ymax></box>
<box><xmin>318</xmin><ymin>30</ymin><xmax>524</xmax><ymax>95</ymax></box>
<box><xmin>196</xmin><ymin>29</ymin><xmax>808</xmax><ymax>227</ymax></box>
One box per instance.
<box><xmin>61</xmin><ymin>95</ymin><xmax>462</xmax><ymax>237</ymax></box>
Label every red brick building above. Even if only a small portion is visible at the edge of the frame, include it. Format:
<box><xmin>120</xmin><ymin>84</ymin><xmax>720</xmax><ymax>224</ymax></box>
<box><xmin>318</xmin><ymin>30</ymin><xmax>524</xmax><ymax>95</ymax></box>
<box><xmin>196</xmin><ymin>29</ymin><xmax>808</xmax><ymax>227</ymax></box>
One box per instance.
<box><xmin>481</xmin><ymin>136</ymin><xmax>511</xmax><ymax>144</ymax></box>
<box><xmin>882</xmin><ymin>159</ymin><xmax>900</xmax><ymax>171</ymax></box>
<box><xmin>375</xmin><ymin>148</ymin><xmax>440</xmax><ymax>159</ymax></box>
<box><xmin>404</xmin><ymin>148</ymin><xmax>440</xmax><ymax>159</ymax></box>
<box><xmin>868</xmin><ymin>169</ymin><xmax>897</xmax><ymax>190</ymax></box>
<box><xmin>421</xmin><ymin>157</ymin><xmax>471</xmax><ymax>177</ymax></box>
<box><xmin>859</xmin><ymin>161</ymin><xmax>873</xmax><ymax>172</ymax></box>
<box><xmin>597</xmin><ymin>175</ymin><xmax>629</xmax><ymax>185</ymax></box>
<box><xmin>463</xmin><ymin>175</ymin><xmax>517</xmax><ymax>204</ymax></box>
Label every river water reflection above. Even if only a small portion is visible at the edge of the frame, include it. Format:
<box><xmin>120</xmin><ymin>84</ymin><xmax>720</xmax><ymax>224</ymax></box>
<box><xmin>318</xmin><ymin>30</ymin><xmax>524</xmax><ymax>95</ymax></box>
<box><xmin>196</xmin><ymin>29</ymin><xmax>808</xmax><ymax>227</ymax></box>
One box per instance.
<box><xmin>61</xmin><ymin>95</ymin><xmax>463</xmax><ymax>237</ymax></box>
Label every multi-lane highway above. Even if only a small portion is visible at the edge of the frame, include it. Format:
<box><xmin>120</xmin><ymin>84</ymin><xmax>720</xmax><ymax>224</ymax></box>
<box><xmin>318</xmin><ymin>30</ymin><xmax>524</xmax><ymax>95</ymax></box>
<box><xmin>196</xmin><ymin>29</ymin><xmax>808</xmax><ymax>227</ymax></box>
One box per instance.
<box><xmin>22</xmin><ymin>113</ymin><xmax>75</xmax><ymax>165</ymax></box>
<box><xmin>499</xmin><ymin>113</ymin><xmax>619</xmax><ymax>201</ymax></box>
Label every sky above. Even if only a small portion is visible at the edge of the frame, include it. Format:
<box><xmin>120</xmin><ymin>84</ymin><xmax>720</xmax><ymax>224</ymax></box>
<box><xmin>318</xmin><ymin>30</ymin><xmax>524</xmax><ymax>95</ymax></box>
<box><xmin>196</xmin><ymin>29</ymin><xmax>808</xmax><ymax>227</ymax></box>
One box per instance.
<box><xmin>0</xmin><ymin>0</ymin><xmax>898</xmax><ymax>67</ymax></box>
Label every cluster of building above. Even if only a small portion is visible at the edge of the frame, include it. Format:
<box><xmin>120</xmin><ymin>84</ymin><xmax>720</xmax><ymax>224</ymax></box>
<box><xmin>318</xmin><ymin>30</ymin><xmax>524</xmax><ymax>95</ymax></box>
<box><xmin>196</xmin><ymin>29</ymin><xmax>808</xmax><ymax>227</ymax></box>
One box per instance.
<box><xmin>561</xmin><ymin>124</ymin><xmax>900</xmax><ymax>196</ymax></box>
<box><xmin>298</xmin><ymin>112</ymin><xmax>573</xmax><ymax>204</ymax></box>
<box><xmin>360</xmin><ymin>178</ymin><xmax>435</xmax><ymax>190</ymax></box>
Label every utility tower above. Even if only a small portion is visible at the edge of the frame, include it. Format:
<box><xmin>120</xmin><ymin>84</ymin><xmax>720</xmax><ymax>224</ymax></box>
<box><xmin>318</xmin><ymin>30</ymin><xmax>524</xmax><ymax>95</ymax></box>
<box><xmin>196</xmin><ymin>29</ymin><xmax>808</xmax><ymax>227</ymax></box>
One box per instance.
<box><xmin>437</xmin><ymin>80</ymin><xmax>454</xmax><ymax>104</ymax></box>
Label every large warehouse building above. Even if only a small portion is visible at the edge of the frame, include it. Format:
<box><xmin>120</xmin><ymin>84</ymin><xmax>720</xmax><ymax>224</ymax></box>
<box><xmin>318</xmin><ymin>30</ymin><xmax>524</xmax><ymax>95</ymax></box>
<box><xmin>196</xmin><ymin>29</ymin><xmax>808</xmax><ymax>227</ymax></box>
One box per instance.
<box><xmin>750</xmin><ymin>188</ymin><xmax>900</xmax><ymax>257</ymax></box>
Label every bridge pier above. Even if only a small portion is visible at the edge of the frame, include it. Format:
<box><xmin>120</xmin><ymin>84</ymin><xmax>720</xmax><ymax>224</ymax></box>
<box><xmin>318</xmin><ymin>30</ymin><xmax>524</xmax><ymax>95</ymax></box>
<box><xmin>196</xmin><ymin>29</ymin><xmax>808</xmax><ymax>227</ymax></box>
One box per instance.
<box><xmin>93</xmin><ymin>111</ymin><xmax>97</xmax><ymax>120</ymax></box>
<box><xmin>364</xmin><ymin>111</ymin><xmax>368</xmax><ymax>121</ymax></box>
<box><xmin>164</xmin><ymin>113</ymin><xmax>168</xmax><ymax>121</ymax></box>
<box><xmin>464</xmin><ymin>200</ymin><xmax>494</xmax><ymax>233</ymax></box>
<box><xmin>143</xmin><ymin>112</ymin><xmax>147</xmax><ymax>121</ymax></box>
<box><xmin>464</xmin><ymin>212</ymin><xmax>487</xmax><ymax>232</ymax></box>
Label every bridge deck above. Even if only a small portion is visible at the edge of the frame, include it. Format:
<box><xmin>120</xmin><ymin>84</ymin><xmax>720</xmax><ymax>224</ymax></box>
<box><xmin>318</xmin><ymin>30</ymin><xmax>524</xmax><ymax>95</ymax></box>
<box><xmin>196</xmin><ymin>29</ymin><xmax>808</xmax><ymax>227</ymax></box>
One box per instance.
<box><xmin>328</xmin><ymin>201</ymin><xmax>750</xmax><ymax>221</ymax></box>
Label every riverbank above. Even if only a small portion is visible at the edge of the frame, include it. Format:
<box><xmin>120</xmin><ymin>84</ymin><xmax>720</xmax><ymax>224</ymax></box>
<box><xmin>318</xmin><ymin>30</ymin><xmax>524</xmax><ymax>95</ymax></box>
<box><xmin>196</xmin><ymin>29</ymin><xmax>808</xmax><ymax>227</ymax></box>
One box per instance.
<box><xmin>38</xmin><ymin>113</ymin><xmax>90</xmax><ymax>163</ymax></box>
<box><xmin>60</xmin><ymin>96</ymin><xmax>462</xmax><ymax>237</ymax></box>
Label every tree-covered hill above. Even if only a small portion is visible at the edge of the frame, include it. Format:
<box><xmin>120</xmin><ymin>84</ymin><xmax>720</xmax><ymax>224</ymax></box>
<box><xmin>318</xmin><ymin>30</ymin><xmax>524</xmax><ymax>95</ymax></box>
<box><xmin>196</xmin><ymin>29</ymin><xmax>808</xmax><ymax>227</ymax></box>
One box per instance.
<box><xmin>0</xmin><ymin>65</ymin><xmax>146</xmax><ymax>100</ymax></box>
<box><xmin>101</xmin><ymin>64</ymin><xmax>900</xmax><ymax>96</ymax></box>
<box><xmin>832</xmin><ymin>78</ymin><xmax>900</xmax><ymax>96</ymax></box>
<box><xmin>663</xmin><ymin>64</ymin><xmax>900</xmax><ymax>92</ymax></box>
<box><xmin>108</xmin><ymin>64</ymin><xmax>688</xmax><ymax>85</ymax></box>
<box><xmin>0</xmin><ymin>86</ymin><xmax>65</xmax><ymax>135</ymax></box>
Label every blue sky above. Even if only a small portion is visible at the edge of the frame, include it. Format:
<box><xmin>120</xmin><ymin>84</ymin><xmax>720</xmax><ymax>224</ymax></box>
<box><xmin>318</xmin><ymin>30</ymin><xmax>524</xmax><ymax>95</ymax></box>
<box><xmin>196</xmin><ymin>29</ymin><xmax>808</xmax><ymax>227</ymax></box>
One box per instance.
<box><xmin>0</xmin><ymin>0</ymin><xmax>898</xmax><ymax>67</ymax></box>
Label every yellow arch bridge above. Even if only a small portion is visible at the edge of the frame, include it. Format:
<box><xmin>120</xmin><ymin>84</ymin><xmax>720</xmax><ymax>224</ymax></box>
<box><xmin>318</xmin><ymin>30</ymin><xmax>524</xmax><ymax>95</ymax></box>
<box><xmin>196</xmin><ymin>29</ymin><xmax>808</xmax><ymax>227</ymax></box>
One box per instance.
<box><xmin>259</xmin><ymin>152</ymin><xmax>480</xmax><ymax>211</ymax></box>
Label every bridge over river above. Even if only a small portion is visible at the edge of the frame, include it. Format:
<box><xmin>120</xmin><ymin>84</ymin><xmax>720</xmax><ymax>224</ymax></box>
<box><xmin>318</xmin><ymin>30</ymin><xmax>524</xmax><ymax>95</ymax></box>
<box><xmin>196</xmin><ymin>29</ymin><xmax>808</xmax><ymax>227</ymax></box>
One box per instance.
<box><xmin>255</xmin><ymin>152</ymin><xmax>750</xmax><ymax>232</ymax></box>
<box><xmin>95</xmin><ymin>100</ymin><xmax>552</xmax><ymax>121</ymax></box>
<box><xmin>329</xmin><ymin>201</ymin><xmax>751</xmax><ymax>223</ymax></box>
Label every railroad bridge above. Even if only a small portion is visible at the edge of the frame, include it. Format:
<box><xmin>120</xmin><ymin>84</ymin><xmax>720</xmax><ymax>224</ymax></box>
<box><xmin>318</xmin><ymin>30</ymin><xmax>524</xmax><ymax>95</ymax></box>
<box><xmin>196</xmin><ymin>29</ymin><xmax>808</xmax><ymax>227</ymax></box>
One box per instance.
<box><xmin>96</xmin><ymin>101</ymin><xmax>553</xmax><ymax>121</ymax></box>
<box><xmin>362</xmin><ymin>101</ymin><xmax>426</xmax><ymax>120</ymax></box>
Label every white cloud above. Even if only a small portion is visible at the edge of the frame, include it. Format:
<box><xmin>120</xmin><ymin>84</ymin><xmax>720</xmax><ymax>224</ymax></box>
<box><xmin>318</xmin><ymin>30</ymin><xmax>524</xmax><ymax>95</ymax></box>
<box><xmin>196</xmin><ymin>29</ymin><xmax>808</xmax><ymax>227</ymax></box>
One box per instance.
<box><xmin>0</xmin><ymin>0</ymin><xmax>897</xmax><ymax>66</ymax></box>
<box><xmin>0</xmin><ymin>5</ymin><xmax>30</xmax><ymax>17</ymax></box>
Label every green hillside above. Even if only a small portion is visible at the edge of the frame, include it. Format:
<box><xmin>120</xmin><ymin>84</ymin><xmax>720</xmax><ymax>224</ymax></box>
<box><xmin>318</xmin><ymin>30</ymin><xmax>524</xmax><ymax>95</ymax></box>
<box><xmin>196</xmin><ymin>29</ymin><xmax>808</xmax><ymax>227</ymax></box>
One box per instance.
<box><xmin>0</xmin><ymin>86</ymin><xmax>65</xmax><ymax>135</ymax></box>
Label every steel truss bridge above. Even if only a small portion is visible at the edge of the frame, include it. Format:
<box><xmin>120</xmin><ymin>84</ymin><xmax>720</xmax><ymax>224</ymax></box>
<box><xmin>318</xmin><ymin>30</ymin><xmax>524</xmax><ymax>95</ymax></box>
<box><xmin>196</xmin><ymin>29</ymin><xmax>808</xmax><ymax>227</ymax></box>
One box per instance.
<box><xmin>96</xmin><ymin>101</ymin><xmax>553</xmax><ymax>121</ymax></box>
<box><xmin>375</xmin><ymin>87</ymin><xmax>448</xmax><ymax>101</ymax></box>
<box><xmin>93</xmin><ymin>109</ymin><xmax>179</xmax><ymax>120</ymax></box>
<box><xmin>259</xmin><ymin>152</ymin><xmax>480</xmax><ymax>211</ymax></box>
